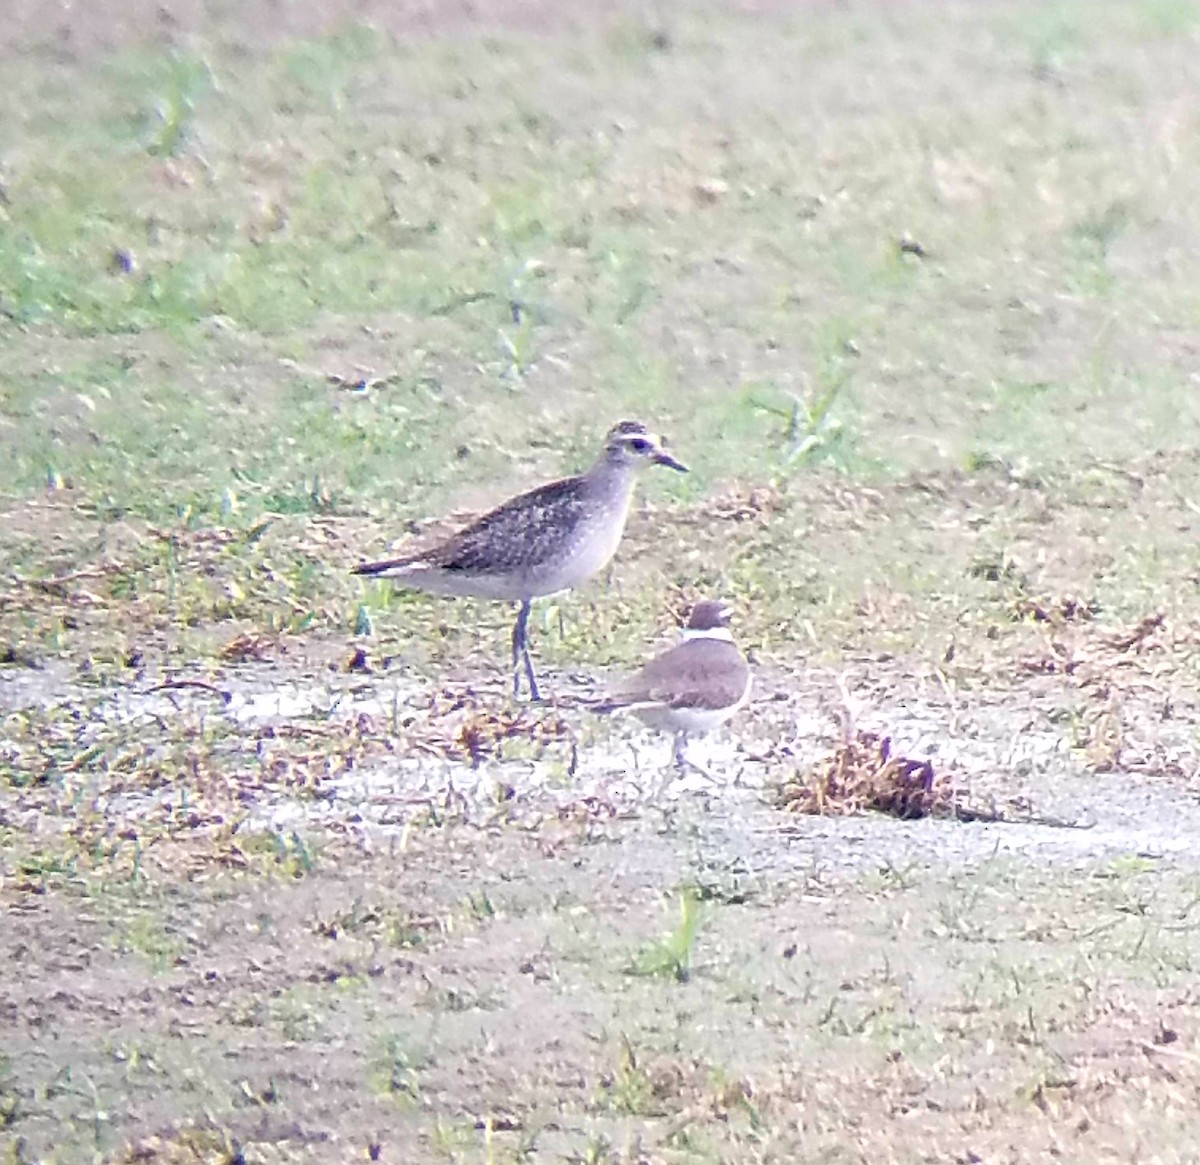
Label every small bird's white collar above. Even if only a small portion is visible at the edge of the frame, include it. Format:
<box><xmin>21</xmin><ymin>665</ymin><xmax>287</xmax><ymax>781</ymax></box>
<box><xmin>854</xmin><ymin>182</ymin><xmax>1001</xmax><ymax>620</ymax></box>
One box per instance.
<box><xmin>681</xmin><ymin>627</ymin><xmax>734</xmax><ymax>643</ymax></box>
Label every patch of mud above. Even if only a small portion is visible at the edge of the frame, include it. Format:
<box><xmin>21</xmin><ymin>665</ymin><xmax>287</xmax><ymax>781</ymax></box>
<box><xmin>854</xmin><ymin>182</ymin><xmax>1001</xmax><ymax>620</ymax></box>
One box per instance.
<box><xmin>4</xmin><ymin>657</ymin><xmax>1199</xmax><ymax>878</ymax></box>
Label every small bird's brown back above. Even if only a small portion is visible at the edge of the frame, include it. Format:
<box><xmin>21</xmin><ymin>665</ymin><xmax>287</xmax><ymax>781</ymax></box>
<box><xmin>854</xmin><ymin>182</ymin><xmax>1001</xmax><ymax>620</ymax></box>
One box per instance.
<box><xmin>615</xmin><ymin>638</ymin><xmax>749</xmax><ymax>710</ymax></box>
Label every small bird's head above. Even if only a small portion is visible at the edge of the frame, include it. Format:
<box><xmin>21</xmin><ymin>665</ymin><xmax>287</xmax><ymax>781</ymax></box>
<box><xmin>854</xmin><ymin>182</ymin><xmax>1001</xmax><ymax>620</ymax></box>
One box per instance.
<box><xmin>681</xmin><ymin>597</ymin><xmax>734</xmax><ymax>643</ymax></box>
<box><xmin>603</xmin><ymin>420</ymin><xmax>688</xmax><ymax>473</ymax></box>
<box><xmin>685</xmin><ymin>598</ymin><xmax>734</xmax><ymax>635</ymax></box>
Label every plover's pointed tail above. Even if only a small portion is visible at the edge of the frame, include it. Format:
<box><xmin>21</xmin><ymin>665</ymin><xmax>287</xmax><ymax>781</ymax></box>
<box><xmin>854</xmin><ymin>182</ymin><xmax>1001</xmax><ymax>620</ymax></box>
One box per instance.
<box><xmin>584</xmin><ymin>695</ymin><xmax>659</xmax><ymax>717</ymax></box>
<box><xmin>351</xmin><ymin>555</ymin><xmax>424</xmax><ymax>578</ymax></box>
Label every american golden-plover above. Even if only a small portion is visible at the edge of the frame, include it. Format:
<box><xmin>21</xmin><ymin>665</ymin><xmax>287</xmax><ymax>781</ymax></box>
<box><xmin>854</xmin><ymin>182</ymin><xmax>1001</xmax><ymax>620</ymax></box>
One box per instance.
<box><xmin>594</xmin><ymin>598</ymin><xmax>752</xmax><ymax>770</ymax></box>
<box><xmin>352</xmin><ymin>420</ymin><xmax>687</xmax><ymax>700</ymax></box>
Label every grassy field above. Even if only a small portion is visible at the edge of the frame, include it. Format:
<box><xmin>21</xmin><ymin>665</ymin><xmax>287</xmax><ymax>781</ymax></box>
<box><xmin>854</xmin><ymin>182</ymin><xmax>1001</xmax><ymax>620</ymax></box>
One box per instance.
<box><xmin>4</xmin><ymin>0</ymin><xmax>1200</xmax><ymax>1161</ymax></box>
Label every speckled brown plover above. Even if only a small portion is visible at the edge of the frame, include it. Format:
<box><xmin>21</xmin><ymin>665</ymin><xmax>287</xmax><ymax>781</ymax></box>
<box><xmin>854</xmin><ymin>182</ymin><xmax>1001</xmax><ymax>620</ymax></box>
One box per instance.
<box><xmin>593</xmin><ymin>598</ymin><xmax>752</xmax><ymax>770</ymax></box>
<box><xmin>351</xmin><ymin>420</ymin><xmax>688</xmax><ymax>701</ymax></box>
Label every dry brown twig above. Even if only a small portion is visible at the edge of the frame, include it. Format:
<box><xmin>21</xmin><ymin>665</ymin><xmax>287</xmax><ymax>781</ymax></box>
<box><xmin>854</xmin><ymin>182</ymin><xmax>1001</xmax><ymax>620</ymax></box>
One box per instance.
<box><xmin>146</xmin><ymin>679</ymin><xmax>233</xmax><ymax>704</ymax></box>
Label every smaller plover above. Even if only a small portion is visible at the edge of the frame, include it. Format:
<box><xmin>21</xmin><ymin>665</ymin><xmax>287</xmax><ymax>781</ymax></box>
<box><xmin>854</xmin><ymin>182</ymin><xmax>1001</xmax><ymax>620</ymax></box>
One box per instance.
<box><xmin>352</xmin><ymin>420</ymin><xmax>688</xmax><ymax>700</ymax></box>
<box><xmin>593</xmin><ymin>598</ymin><xmax>752</xmax><ymax>771</ymax></box>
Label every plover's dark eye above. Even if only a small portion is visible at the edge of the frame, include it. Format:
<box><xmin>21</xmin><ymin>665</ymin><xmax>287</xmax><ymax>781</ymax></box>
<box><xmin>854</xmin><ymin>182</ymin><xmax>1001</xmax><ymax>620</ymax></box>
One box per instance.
<box><xmin>629</xmin><ymin>437</ymin><xmax>652</xmax><ymax>453</ymax></box>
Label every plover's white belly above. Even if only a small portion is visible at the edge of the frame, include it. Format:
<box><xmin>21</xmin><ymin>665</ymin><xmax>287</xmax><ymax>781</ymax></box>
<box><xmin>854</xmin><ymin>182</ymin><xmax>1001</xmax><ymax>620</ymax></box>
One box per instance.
<box><xmin>521</xmin><ymin>506</ymin><xmax>629</xmax><ymax>598</ymax></box>
<box><xmin>528</xmin><ymin>523</ymin><xmax>624</xmax><ymax>597</ymax></box>
<box><xmin>378</xmin><ymin>562</ymin><xmax>524</xmax><ymax>601</ymax></box>
<box><xmin>383</xmin><ymin>491</ymin><xmax>631</xmax><ymax>601</ymax></box>
<box><xmin>633</xmin><ymin>672</ymin><xmax>752</xmax><ymax>737</ymax></box>
<box><xmin>635</xmin><ymin>704</ymin><xmax>736</xmax><ymax>736</ymax></box>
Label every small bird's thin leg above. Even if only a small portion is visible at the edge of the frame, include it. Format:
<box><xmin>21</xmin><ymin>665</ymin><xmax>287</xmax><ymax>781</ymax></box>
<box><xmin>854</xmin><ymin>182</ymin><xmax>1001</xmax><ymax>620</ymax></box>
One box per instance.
<box><xmin>522</xmin><ymin>641</ymin><xmax>541</xmax><ymax>703</ymax></box>
<box><xmin>511</xmin><ymin>599</ymin><xmax>541</xmax><ymax>701</ymax></box>
<box><xmin>648</xmin><ymin>734</ymin><xmax>695</xmax><ymax>802</ymax></box>
<box><xmin>511</xmin><ymin>599</ymin><xmax>528</xmax><ymax>696</ymax></box>
<box><xmin>671</xmin><ymin>733</ymin><xmax>715</xmax><ymax>783</ymax></box>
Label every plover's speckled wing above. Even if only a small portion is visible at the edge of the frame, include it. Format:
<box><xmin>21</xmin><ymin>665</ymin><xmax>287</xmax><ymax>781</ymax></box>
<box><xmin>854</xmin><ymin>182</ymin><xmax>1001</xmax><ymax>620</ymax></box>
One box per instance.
<box><xmin>606</xmin><ymin>638</ymin><xmax>750</xmax><ymax>712</ymax></box>
<box><xmin>426</xmin><ymin>477</ymin><xmax>593</xmax><ymax>574</ymax></box>
<box><xmin>352</xmin><ymin>475</ymin><xmax>591</xmax><ymax>576</ymax></box>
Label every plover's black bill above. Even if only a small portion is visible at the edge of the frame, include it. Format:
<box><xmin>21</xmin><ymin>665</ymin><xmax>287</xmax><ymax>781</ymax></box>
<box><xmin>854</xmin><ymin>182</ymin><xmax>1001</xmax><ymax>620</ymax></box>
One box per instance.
<box><xmin>653</xmin><ymin>450</ymin><xmax>688</xmax><ymax>472</ymax></box>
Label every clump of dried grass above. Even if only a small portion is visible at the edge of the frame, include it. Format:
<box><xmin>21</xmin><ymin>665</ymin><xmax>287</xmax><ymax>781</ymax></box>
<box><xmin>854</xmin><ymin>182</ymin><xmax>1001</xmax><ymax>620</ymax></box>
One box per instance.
<box><xmin>456</xmin><ymin>706</ymin><xmax>575</xmax><ymax>769</ymax></box>
<box><xmin>776</xmin><ymin>729</ymin><xmax>1089</xmax><ymax>828</ymax></box>
<box><xmin>776</xmin><ymin>730</ymin><xmax>953</xmax><ymax>819</ymax></box>
<box><xmin>377</xmin><ymin>685</ymin><xmax>580</xmax><ymax>769</ymax></box>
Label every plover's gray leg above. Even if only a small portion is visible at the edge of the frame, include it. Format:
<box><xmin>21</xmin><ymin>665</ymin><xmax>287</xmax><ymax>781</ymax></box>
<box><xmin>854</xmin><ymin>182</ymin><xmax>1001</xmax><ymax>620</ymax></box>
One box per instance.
<box><xmin>671</xmin><ymin>733</ymin><xmax>715</xmax><ymax>783</ymax></box>
<box><xmin>511</xmin><ymin>599</ymin><xmax>541</xmax><ymax>701</ymax></box>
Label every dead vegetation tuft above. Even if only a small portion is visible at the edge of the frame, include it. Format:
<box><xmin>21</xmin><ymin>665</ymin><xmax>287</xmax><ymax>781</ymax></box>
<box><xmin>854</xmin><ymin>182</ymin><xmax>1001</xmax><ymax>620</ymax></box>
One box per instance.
<box><xmin>776</xmin><ymin>730</ymin><xmax>952</xmax><ymax>819</ymax></box>
<box><xmin>219</xmin><ymin>631</ymin><xmax>281</xmax><ymax>663</ymax></box>
<box><xmin>775</xmin><ymin>730</ymin><xmax>1087</xmax><ymax>827</ymax></box>
<box><xmin>1010</xmin><ymin>592</ymin><xmax>1101</xmax><ymax>625</ymax></box>
<box><xmin>1018</xmin><ymin>611</ymin><xmax>1170</xmax><ymax>677</ymax></box>
<box><xmin>396</xmin><ymin>687</ymin><xmax>577</xmax><ymax>769</ymax></box>
<box><xmin>457</xmin><ymin>705</ymin><xmax>575</xmax><ymax>769</ymax></box>
<box><xmin>693</xmin><ymin>483</ymin><xmax>788</xmax><ymax>526</ymax></box>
